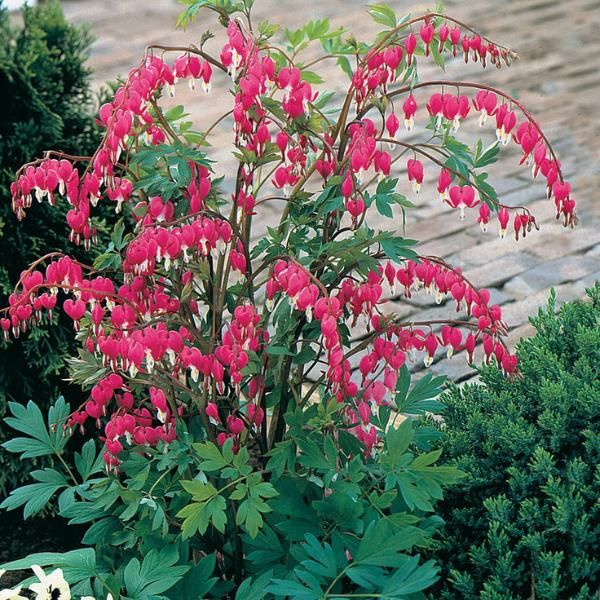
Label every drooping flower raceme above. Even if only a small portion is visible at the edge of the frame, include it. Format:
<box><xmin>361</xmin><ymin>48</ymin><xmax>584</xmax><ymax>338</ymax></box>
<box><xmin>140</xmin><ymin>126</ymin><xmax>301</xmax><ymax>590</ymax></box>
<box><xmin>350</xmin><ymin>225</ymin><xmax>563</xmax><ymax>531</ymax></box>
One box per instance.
<box><xmin>3</xmin><ymin>8</ymin><xmax>576</xmax><ymax>464</ymax></box>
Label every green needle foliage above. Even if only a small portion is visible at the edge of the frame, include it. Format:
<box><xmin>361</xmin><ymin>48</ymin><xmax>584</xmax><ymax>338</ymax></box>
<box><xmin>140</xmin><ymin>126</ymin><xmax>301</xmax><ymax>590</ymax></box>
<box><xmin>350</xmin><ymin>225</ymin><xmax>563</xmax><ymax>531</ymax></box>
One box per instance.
<box><xmin>431</xmin><ymin>284</ymin><xmax>600</xmax><ymax>599</ymax></box>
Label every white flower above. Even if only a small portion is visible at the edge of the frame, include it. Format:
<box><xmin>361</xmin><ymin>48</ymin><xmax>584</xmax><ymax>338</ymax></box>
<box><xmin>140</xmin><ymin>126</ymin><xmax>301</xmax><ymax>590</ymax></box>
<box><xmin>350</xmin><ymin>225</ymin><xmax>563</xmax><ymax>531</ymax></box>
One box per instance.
<box><xmin>29</xmin><ymin>565</ymin><xmax>71</xmax><ymax>600</ymax></box>
<box><xmin>0</xmin><ymin>587</ymin><xmax>27</xmax><ymax>600</ymax></box>
<box><xmin>0</xmin><ymin>569</ymin><xmax>28</xmax><ymax>600</ymax></box>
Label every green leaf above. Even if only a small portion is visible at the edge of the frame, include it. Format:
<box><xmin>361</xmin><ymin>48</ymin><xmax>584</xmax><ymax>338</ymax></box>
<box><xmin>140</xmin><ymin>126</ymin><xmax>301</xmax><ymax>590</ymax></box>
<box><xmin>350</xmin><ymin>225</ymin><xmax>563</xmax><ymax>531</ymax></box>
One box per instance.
<box><xmin>381</xmin><ymin>556</ymin><xmax>439</xmax><ymax>595</ymax></box>
<box><xmin>124</xmin><ymin>547</ymin><xmax>190</xmax><ymax>598</ymax></box>
<box><xmin>265</xmin><ymin>578</ymin><xmax>319</xmax><ymax>599</ymax></box>
<box><xmin>370</xmin><ymin>489</ymin><xmax>398</xmax><ymax>509</ymax></box>
<box><xmin>170</xmin><ymin>553</ymin><xmax>218</xmax><ymax>600</ymax></box>
<box><xmin>74</xmin><ymin>439</ymin><xmax>103</xmax><ymax>480</ymax></box>
<box><xmin>430</xmin><ymin>40</ymin><xmax>446</xmax><ymax>71</ymax></box>
<box><xmin>312</xmin><ymin>91</ymin><xmax>335</xmax><ymax>110</ymax></box>
<box><xmin>367</xmin><ymin>3</ymin><xmax>397</xmax><ymax>27</ymax></box>
<box><xmin>177</xmin><ymin>494</ymin><xmax>227</xmax><ymax>538</ymax></box>
<box><xmin>304</xmin><ymin>18</ymin><xmax>330</xmax><ymax>40</ymax></box>
<box><xmin>412</xmin><ymin>448</ymin><xmax>443</xmax><ymax>468</ymax></box>
<box><xmin>229</xmin><ymin>483</ymin><xmax>246</xmax><ymax>503</ymax></box>
<box><xmin>319</xmin><ymin>194</ymin><xmax>344</xmax><ymax>216</ymax></box>
<box><xmin>267</xmin><ymin>439</ymin><xmax>296</xmax><ymax>479</ymax></box>
<box><xmin>3</xmin><ymin>398</ymin><xmax>70</xmax><ymax>458</ymax></box>
<box><xmin>235</xmin><ymin>570</ymin><xmax>273</xmax><ymax>600</ymax></box>
<box><xmin>375</xmin><ymin>192</ymin><xmax>394</xmax><ymax>218</ymax></box>
<box><xmin>356</xmin><ymin>521</ymin><xmax>425</xmax><ymax>566</ymax></box>
<box><xmin>396</xmin><ymin>372</ymin><xmax>446</xmax><ymax>415</ymax></box>
<box><xmin>345</xmin><ymin>564</ymin><xmax>384</xmax><ymax>589</ymax></box>
<box><xmin>1</xmin><ymin>548</ymin><xmax>97</xmax><ymax>584</ymax></box>
<box><xmin>250</xmin><ymin>481</ymin><xmax>279</xmax><ymax>499</ymax></box>
<box><xmin>237</xmin><ymin>491</ymin><xmax>273</xmax><ymax>538</ymax></box>
<box><xmin>474</xmin><ymin>171</ymin><xmax>499</xmax><ymax>206</ymax></box>
<box><xmin>165</xmin><ymin>104</ymin><xmax>187</xmax><ymax>121</ymax></box>
<box><xmin>285</xmin><ymin>27</ymin><xmax>305</xmax><ymax>49</ymax></box>
<box><xmin>396</xmin><ymin>473</ymin><xmax>434</xmax><ymax>511</ymax></box>
<box><xmin>336</xmin><ymin>56</ymin><xmax>354</xmax><ymax>80</ymax></box>
<box><xmin>81</xmin><ymin>517</ymin><xmax>121</xmax><ymax>545</ymax></box>
<box><xmin>207</xmin><ymin>495</ymin><xmax>228</xmax><ymax>533</ymax></box>
<box><xmin>300</xmin><ymin>70</ymin><xmax>324</xmax><ymax>84</ymax></box>
<box><xmin>474</xmin><ymin>141</ymin><xmax>500</xmax><ymax>169</ymax></box>
<box><xmin>176</xmin><ymin>0</ymin><xmax>228</xmax><ymax>29</ymax></box>
<box><xmin>297</xmin><ymin>534</ymin><xmax>338</xmax><ymax>579</ymax></box>
<box><xmin>379</xmin><ymin>234</ymin><xmax>418</xmax><ymax>263</ymax></box>
<box><xmin>266</xmin><ymin>345</ymin><xmax>296</xmax><ymax>357</ymax></box>
<box><xmin>92</xmin><ymin>250</ymin><xmax>122</xmax><ymax>271</ymax></box>
<box><xmin>444</xmin><ymin>136</ymin><xmax>473</xmax><ymax>166</ymax></box>
<box><xmin>297</xmin><ymin>438</ymin><xmax>334</xmax><ymax>471</ymax></box>
<box><xmin>406</xmin><ymin>372</ymin><xmax>447</xmax><ymax>403</ymax></box>
<box><xmin>193</xmin><ymin>441</ymin><xmax>231</xmax><ymax>471</ymax></box>
<box><xmin>111</xmin><ymin>218</ymin><xmax>126</xmax><ymax>250</ymax></box>
<box><xmin>385</xmin><ymin>419</ymin><xmax>414</xmax><ymax>461</ymax></box>
<box><xmin>181</xmin><ymin>480</ymin><xmax>218</xmax><ymax>501</ymax></box>
<box><xmin>257</xmin><ymin>20</ymin><xmax>281</xmax><ymax>41</ymax></box>
<box><xmin>177</xmin><ymin>502</ymin><xmax>209</xmax><ymax>539</ymax></box>
<box><xmin>169</xmin><ymin>157</ymin><xmax>193</xmax><ymax>187</ymax></box>
<box><xmin>0</xmin><ymin>468</ymin><xmax>67</xmax><ymax>518</ymax></box>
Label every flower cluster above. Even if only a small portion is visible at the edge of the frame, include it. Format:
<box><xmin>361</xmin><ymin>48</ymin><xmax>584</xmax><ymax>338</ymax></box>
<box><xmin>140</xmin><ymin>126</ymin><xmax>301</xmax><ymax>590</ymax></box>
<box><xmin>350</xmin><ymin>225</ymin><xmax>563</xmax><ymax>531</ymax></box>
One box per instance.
<box><xmin>267</xmin><ymin>260</ymin><xmax>354</xmax><ymax>400</ymax></box>
<box><xmin>379</xmin><ymin>85</ymin><xmax>575</xmax><ymax>232</ymax></box>
<box><xmin>125</xmin><ymin>214</ymin><xmax>233</xmax><ymax>275</ymax></box>
<box><xmin>10</xmin><ymin>52</ymin><xmax>214</xmax><ymax>246</ymax></box>
<box><xmin>3</xmin><ymin>7</ymin><xmax>576</xmax><ymax>472</ymax></box>
<box><xmin>340</xmin><ymin>119</ymin><xmax>393</xmax><ymax>218</ymax></box>
<box><xmin>352</xmin><ymin>16</ymin><xmax>516</xmax><ymax>110</ymax></box>
<box><xmin>262</xmin><ymin>254</ymin><xmax>514</xmax><ymax>455</ymax></box>
<box><xmin>426</xmin><ymin>93</ymin><xmax>471</xmax><ymax>131</ymax></box>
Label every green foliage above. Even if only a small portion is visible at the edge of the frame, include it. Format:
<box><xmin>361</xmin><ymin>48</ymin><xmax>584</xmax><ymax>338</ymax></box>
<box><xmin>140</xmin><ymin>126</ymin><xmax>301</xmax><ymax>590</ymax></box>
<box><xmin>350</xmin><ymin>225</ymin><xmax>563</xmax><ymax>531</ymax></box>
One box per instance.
<box><xmin>430</xmin><ymin>285</ymin><xmax>600</xmax><ymax>598</ymax></box>
<box><xmin>0</xmin><ymin>0</ymin><xmax>113</xmax><ymax>495</ymax></box>
<box><xmin>0</xmin><ymin>398</ymin><xmax>102</xmax><ymax>519</ymax></box>
<box><xmin>177</xmin><ymin>440</ymin><xmax>278</xmax><ymax>539</ymax></box>
<box><xmin>367</xmin><ymin>3</ymin><xmax>397</xmax><ymax>29</ymax></box>
<box><xmin>0</xmin><ymin>370</ymin><xmax>463</xmax><ymax>598</ymax></box>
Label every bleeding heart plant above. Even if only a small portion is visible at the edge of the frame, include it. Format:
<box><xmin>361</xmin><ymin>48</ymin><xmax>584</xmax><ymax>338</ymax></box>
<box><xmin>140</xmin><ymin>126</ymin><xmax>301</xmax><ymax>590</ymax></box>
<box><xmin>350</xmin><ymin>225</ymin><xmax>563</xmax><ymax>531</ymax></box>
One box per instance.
<box><xmin>0</xmin><ymin>0</ymin><xmax>577</xmax><ymax>597</ymax></box>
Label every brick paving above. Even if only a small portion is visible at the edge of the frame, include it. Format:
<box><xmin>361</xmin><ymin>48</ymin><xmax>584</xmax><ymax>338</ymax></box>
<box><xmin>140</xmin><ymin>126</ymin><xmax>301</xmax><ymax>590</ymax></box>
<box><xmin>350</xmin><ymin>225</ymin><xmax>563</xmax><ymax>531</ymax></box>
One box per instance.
<box><xmin>60</xmin><ymin>0</ymin><xmax>600</xmax><ymax>382</ymax></box>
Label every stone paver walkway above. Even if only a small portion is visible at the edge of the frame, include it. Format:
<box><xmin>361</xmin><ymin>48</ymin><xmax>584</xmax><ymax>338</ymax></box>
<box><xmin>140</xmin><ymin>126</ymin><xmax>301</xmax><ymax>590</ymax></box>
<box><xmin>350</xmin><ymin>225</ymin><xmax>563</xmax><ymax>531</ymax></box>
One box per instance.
<box><xmin>60</xmin><ymin>0</ymin><xmax>600</xmax><ymax>382</ymax></box>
